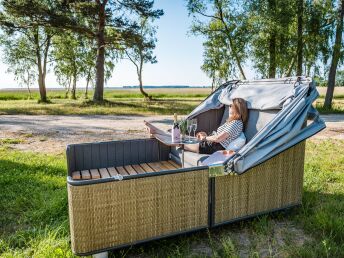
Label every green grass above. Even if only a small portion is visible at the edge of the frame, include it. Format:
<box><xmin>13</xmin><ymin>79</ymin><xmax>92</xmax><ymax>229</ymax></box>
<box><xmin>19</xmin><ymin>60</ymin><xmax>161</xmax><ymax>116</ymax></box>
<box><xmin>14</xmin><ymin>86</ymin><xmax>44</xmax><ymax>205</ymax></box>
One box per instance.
<box><xmin>0</xmin><ymin>89</ymin><xmax>208</xmax><ymax>116</ymax></box>
<box><xmin>315</xmin><ymin>101</ymin><xmax>344</xmax><ymax>114</ymax></box>
<box><xmin>0</xmin><ymin>138</ymin><xmax>24</xmax><ymax>145</ymax></box>
<box><xmin>0</xmin><ymin>89</ymin><xmax>210</xmax><ymax>101</ymax></box>
<box><xmin>0</xmin><ymin>139</ymin><xmax>343</xmax><ymax>257</ymax></box>
<box><xmin>0</xmin><ymin>88</ymin><xmax>343</xmax><ymax>115</ymax></box>
<box><xmin>0</xmin><ymin>99</ymin><xmax>201</xmax><ymax>116</ymax></box>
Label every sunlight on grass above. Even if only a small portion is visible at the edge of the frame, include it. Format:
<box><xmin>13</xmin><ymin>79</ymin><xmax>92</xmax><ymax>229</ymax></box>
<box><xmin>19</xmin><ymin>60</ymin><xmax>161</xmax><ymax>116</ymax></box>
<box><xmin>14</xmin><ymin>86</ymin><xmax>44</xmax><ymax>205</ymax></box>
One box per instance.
<box><xmin>0</xmin><ymin>98</ymin><xmax>202</xmax><ymax>116</ymax></box>
<box><xmin>0</xmin><ymin>88</ymin><xmax>343</xmax><ymax>115</ymax></box>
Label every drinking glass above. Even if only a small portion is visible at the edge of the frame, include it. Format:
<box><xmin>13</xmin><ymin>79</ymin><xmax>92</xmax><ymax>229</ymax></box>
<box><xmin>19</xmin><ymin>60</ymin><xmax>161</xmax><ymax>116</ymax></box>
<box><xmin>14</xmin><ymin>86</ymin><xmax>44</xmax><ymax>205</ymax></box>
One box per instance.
<box><xmin>187</xmin><ymin>119</ymin><xmax>193</xmax><ymax>142</ymax></box>
<box><xmin>192</xmin><ymin>119</ymin><xmax>197</xmax><ymax>138</ymax></box>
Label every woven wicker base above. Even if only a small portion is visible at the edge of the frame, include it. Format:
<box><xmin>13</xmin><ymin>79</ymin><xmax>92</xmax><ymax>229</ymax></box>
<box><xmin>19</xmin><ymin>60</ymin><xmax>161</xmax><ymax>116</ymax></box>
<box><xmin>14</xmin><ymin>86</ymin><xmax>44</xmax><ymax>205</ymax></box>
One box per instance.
<box><xmin>68</xmin><ymin>169</ymin><xmax>209</xmax><ymax>254</ymax></box>
<box><xmin>67</xmin><ymin>141</ymin><xmax>306</xmax><ymax>255</ymax></box>
<box><xmin>213</xmin><ymin>141</ymin><xmax>305</xmax><ymax>225</ymax></box>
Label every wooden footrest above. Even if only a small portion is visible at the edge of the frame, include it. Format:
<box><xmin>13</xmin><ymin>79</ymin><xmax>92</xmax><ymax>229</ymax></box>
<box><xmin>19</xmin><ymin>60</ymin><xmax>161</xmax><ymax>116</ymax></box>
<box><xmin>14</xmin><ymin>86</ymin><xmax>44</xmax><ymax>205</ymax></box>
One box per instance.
<box><xmin>71</xmin><ymin>160</ymin><xmax>181</xmax><ymax>180</ymax></box>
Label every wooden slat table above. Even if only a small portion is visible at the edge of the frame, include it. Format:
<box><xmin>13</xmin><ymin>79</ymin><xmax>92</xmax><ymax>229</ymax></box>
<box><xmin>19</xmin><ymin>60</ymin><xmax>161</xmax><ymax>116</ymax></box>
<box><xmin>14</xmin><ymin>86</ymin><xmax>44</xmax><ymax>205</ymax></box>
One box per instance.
<box><xmin>71</xmin><ymin>160</ymin><xmax>181</xmax><ymax>180</ymax></box>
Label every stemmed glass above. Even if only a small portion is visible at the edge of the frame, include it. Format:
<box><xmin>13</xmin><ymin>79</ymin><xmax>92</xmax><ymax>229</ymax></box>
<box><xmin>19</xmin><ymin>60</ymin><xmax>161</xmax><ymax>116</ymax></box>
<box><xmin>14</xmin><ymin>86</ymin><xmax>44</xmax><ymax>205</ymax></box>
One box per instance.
<box><xmin>192</xmin><ymin>119</ymin><xmax>197</xmax><ymax>138</ymax></box>
<box><xmin>187</xmin><ymin>119</ymin><xmax>193</xmax><ymax>142</ymax></box>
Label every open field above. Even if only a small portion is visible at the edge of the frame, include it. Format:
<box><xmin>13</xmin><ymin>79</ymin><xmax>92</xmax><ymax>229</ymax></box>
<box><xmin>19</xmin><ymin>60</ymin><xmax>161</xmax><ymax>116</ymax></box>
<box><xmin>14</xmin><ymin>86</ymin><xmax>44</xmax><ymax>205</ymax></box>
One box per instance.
<box><xmin>0</xmin><ymin>114</ymin><xmax>342</xmax><ymax>155</ymax></box>
<box><xmin>0</xmin><ymin>88</ymin><xmax>212</xmax><ymax>101</ymax></box>
<box><xmin>0</xmin><ymin>138</ymin><xmax>343</xmax><ymax>257</ymax></box>
<box><xmin>0</xmin><ymin>87</ymin><xmax>342</xmax><ymax>115</ymax></box>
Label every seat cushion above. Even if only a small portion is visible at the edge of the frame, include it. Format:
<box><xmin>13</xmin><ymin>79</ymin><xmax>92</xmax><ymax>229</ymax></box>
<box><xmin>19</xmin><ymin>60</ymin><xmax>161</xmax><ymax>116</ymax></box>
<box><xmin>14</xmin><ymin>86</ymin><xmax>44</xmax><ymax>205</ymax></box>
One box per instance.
<box><xmin>225</xmin><ymin>132</ymin><xmax>246</xmax><ymax>151</ymax></box>
<box><xmin>170</xmin><ymin>147</ymin><xmax>209</xmax><ymax>168</ymax></box>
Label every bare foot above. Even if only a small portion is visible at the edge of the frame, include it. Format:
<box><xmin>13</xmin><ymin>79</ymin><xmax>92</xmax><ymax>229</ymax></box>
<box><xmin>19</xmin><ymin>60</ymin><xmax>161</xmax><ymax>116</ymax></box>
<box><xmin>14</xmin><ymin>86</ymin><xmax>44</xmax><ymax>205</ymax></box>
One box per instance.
<box><xmin>143</xmin><ymin>120</ymin><xmax>157</xmax><ymax>135</ymax></box>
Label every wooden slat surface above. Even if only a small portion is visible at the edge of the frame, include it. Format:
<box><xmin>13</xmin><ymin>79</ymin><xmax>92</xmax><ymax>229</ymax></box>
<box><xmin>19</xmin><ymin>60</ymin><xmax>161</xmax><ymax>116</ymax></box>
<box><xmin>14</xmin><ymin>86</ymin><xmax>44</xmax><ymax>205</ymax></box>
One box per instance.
<box><xmin>72</xmin><ymin>171</ymin><xmax>81</xmax><ymax>180</ymax></box>
<box><xmin>90</xmin><ymin>169</ymin><xmax>101</xmax><ymax>179</ymax></box>
<box><xmin>132</xmin><ymin>164</ymin><xmax>146</xmax><ymax>174</ymax></box>
<box><xmin>107</xmin><ymin>167</ymin><xmax>118</xmax><ymax>177</ymax></box>
<box><xmin>72</xmin><ymin>160</ymin><xmax>182</xmax><ymax>181</ymax></box>
<box><xmin>99</xmin><ymin>168</ymin><xmax>110</xmax><ymax>178</ymax></box>
<box><xmin>116</xmin><ymin>166</ymin><xmax>129</xmax><ymax>176</ymax></box>
<box><xmin>168</xmin><ymin>160</ymin><xmax>180</xmax><ymax>169</ymax></box>
<box><xmin>161</xmin><ymin>161</ymin><xmax>177</xmax><ymax>170</ymax></box>
<box><xmin>159</xmin><ymin>162</ymin><xmax>171</xmax><ymax>170</ymax></box>
<box><xmin>140</xmin><ymin>163</ymin><xmax>155</xmax><ymax>173</ymax></box>
<box><xmin>124</xmin><ymin>165</ymin><xmax>137</xmax><ymax>175</ymax></box>
<box><xmin>147</xmin><ymin>162</ymin><xmax>163</xmax><ymax>172</ymax></box>
<box><xmin>81</xmin><ymin>170</ymin><xmax>91</xmax><ymax>179</ymax></box>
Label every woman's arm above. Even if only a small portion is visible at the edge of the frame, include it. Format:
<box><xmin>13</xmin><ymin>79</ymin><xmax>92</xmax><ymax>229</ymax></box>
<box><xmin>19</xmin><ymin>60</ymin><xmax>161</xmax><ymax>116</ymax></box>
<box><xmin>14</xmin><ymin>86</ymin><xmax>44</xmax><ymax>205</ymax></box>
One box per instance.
<box><xmin>205</xmin><ymin>131</ymin><xmax>229</xmax><ymax>143</ymax></box>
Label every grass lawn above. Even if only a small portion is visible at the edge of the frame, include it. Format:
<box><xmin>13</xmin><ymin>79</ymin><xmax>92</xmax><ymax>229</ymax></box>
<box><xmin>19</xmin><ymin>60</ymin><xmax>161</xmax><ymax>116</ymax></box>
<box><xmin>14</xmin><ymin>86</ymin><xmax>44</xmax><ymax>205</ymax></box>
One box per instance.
<box><xmin>0</xmin><ymin>88</ymin><xmax>342</xmax><ymax>115</ymax></box>
<box><xmin>0</xmin><ymin>139</ymin><xmax>343</xmax><ymax>257</ymax></box>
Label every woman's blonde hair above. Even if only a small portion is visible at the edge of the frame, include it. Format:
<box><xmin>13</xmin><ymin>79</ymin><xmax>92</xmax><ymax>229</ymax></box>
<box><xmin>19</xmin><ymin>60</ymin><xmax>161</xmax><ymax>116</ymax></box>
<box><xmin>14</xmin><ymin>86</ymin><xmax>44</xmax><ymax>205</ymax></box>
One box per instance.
<box><xmin>227</xmin><ymin>98</ymin><xmax>248</xmax><ymax>126</ymax></box>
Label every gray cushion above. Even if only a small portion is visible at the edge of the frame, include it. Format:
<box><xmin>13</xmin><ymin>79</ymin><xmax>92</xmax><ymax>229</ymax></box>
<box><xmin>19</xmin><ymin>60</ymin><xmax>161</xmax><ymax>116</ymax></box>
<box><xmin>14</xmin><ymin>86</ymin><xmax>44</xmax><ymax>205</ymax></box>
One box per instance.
<box><xmin>220</xmin><ymin>105</ymin><xmax>229</xmax><ymax>125</ymax></box>
<box><xmin>220</xmin><ymin>106</ymin><xmax>278</xmax><ymax>142</ymax></box>
<box><xmin>244</xmin><ymin>109</ymin><xmax>279</xmax><ymax>141</ymax></box>
<box><xmin>170</xmin><ymin>147</ymin><xmax>209</xmax><ymax>168</ymax></box>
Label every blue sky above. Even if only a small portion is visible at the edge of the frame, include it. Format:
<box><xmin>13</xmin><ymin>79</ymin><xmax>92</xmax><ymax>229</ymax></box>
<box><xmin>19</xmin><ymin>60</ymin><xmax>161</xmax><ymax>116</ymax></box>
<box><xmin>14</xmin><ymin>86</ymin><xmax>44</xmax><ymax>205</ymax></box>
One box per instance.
<box><xmin>0</xmin><ymin>0</ymin><xmax>255</xmax><ymax>88</ymax></box>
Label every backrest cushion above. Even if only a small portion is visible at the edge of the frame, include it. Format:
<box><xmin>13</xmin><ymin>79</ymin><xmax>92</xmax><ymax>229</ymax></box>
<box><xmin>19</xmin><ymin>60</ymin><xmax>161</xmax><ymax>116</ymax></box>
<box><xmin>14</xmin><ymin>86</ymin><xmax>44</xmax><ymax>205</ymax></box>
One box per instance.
<box><xmin>244</xmin><ymin>109</ymin><xmax>279</xmax><ymax>141</ymax></box>
<box><xmin>219</xmin><ymin>105</ymin><xmax>279</xmax><ymax>142</ymax></box>
<box><xmin>220</xmin><ymin>105</ymin><xmax>229</xmax><ymax>125</ymax></box>
<box><xmin>196</xmin><ymin>106</ymin><xmax>225</xmax><ymax>135</ymax></box>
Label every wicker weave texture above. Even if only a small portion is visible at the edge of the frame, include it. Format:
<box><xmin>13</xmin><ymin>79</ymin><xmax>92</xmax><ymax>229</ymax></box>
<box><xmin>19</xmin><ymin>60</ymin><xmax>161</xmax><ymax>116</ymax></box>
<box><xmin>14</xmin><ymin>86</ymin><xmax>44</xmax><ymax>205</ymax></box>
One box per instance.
<box><xmin>68</xmin><ymin>169</ymin><xmax>209</xmax><ymax>254</ymax></box>
<box><xmin>214</xmin><ymin>141</ymin><xmax>305</xmax><ymax>225</ymax></box>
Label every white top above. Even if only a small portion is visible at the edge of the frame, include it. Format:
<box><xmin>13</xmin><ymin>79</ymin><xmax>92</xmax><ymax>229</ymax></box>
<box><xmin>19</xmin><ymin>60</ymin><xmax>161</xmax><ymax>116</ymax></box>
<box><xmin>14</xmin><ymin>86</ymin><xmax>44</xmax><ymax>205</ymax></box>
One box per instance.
<box><xmin>216</xmin><ymin>119</ymin><xmax>243</xmax><ymax>148</ymax></box>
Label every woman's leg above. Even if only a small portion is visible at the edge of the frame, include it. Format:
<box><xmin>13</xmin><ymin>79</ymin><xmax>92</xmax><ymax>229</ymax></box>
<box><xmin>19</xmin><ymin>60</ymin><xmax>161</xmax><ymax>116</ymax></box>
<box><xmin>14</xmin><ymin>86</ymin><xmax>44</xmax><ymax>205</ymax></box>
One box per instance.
<box><xmin>144</xmin><ymin>120</ymin><xmax>168</xmax><ymax>136</ymax></box>
<box><xmin>184</xmin><ymin>143</ymin><xmax>199</xmax><ymax>153</ymax></box>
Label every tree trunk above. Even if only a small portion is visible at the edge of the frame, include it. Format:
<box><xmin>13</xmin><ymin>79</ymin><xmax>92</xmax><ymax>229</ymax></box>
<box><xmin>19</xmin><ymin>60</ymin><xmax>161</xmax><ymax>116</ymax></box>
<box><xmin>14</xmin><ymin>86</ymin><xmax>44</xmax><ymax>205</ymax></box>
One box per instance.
<box><xmin>34</xmin><ymin>29</ymin><xmax>47</xmax><ymax>102</ymax></box>
<box><xmin>71</xmin><ymin>71</ymin><xmax>77</xmax><ymax>100</ymax></box>
<box><xmin>26</xmin><ymin>71</ymin><xmax>32</xmax><ymax>99</ymax></box>
<box><xmin>138</xmin><ymin>59</ymin><xmax>151</xmax><ymax>100</ymax></box>
<box><xmin>297</xmin><ymin>0</ymin><xmax>303</xmax><ymax>76</ymax></box>
<box><xmin>211</xmin><ymin>77</ymin><xmax>215</xmax><ymax>92</ymax></box>
<box><xmin>93</xmin><ymin>1</ymin><xmax>106</xmax><ymax>102</ymax></box>
<box><xmin>215</xmin><ymin>1</ymin><xmax>246</xmax><ymax>79</ymax></box>
<box><xmin>227</xmin><ymin>35</ymin><xmax>247</xmax><ymax>80</ymax></box>
<box><xmin>85</xmin><ymin>68</ymin><xmax>91</xmax><ymax>99</ymax></box>
<box><xmin>324</xmin><ymin>0</ymin><xmax>343</xmax><ymax>109</ymax></box>
<box><xmin>268</xmin><ymin>0</ymin><xmax>277</xmax><ymax>78</ymax></box>
<box><xmin>65</xmin><ymin>77</ymin><xmax>71</xmax><ymax>98</ymax></box>
<box><xmin>285</xmin><ymin>54</ymin><xmax>296</xmax><ymax>77</ymax></box>
<box><xmin>268</xmin><ymin>32</ymin><xmax>276</xmax><ymax>78</ymax></box>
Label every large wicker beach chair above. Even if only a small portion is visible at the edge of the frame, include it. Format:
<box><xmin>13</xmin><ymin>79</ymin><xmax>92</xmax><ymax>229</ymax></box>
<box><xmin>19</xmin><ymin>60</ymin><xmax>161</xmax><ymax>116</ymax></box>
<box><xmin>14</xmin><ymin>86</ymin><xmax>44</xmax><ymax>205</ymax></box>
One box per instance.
<box><xmin>66</xmin><ymin>77</ymin><xmax>325</xmax><ymax>256</ymax></box>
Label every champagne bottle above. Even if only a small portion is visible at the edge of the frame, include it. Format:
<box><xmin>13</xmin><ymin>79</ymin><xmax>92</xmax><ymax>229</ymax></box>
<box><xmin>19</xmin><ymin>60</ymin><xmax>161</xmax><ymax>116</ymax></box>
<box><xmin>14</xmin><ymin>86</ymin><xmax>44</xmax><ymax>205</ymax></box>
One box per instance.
<box><xmin>171</xmin><ymin>113</ymin><xmax>180</xmax><ymax>142</ymax></box>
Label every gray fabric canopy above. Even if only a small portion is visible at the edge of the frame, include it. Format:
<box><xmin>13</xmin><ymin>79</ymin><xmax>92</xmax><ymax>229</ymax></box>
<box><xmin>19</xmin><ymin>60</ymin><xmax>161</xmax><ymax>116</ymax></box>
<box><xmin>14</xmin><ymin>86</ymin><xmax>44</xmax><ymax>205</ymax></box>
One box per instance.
<box><xmin>187</xmin><ymin>77</ymin><xmax>326</xmax><ymax>174</ymax></box>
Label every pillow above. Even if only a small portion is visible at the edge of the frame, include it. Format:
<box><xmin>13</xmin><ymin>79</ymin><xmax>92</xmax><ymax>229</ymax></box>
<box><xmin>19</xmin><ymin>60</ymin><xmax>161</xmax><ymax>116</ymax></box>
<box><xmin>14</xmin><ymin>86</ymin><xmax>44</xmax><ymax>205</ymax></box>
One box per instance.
<box><xmin>226</xmin><ymin>132</ymin><xmax>246</xmax><ymax>151</ymax></box>
<box><xmin>220</xmin><ymin>105</ymin><xmax>229</xmax><ymax>126</ymax></box>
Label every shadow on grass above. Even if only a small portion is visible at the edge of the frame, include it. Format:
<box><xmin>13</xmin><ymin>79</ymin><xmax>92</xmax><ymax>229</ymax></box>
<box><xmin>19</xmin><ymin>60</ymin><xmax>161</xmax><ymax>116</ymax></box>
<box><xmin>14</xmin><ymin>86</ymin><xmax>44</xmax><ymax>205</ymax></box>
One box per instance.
<box><xmin>108</xmin><ymin>190</ymin><xmax>344</xmax><ymax>257</ymax></box>
<box><xmin>0</xmin><ymin>157</ymin><xmax>67</xmax><ymax>236</ymax></box>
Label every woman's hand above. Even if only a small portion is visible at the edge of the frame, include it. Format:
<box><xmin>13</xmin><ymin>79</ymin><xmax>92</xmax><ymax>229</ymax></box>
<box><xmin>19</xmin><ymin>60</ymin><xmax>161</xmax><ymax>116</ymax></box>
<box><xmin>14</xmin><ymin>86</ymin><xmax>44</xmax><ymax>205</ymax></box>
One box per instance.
<box><xmin>196</xmin><ymin>132</ymin><xmax>207</xmax><ymax>140</ymax></box>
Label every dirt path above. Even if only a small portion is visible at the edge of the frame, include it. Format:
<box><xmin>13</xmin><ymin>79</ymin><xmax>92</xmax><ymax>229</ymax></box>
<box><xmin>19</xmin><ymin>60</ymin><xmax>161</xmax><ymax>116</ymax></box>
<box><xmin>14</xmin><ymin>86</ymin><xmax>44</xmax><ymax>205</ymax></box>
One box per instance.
<box><xmin>0</xmin><ymin>114</ymin><xmax>343</xmax><ymax>154</ymax></box>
